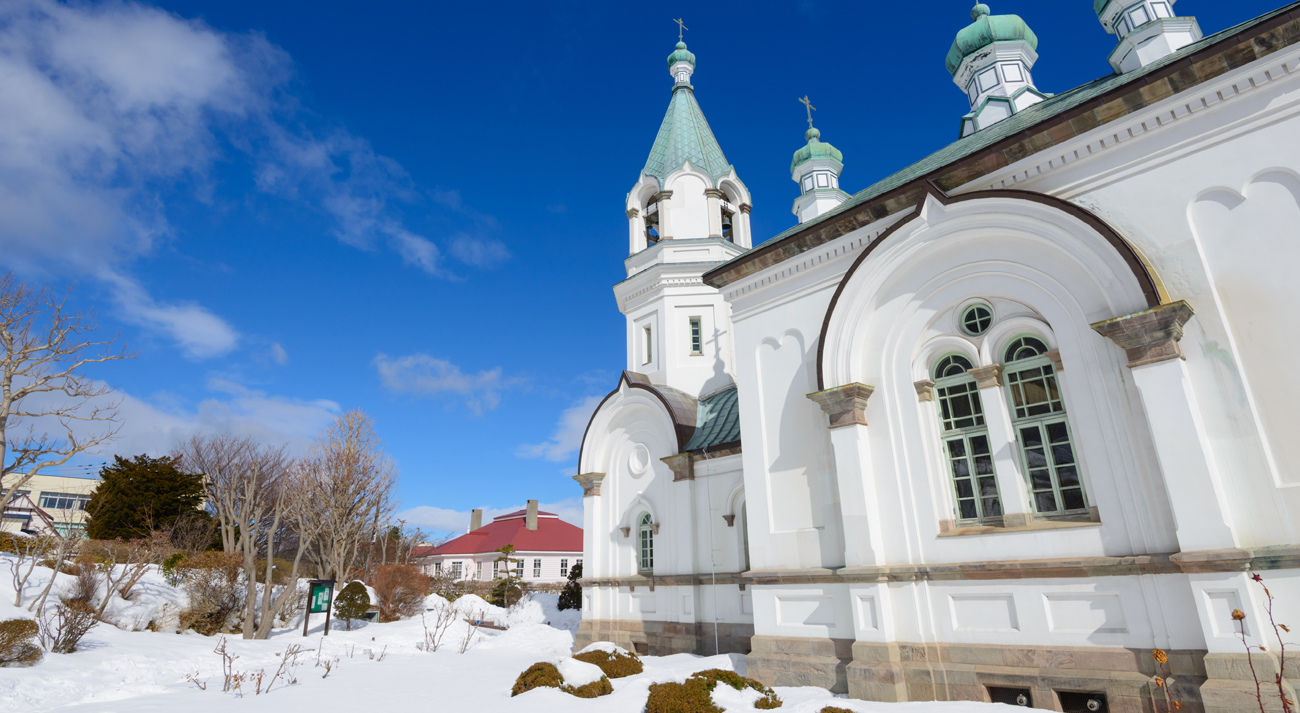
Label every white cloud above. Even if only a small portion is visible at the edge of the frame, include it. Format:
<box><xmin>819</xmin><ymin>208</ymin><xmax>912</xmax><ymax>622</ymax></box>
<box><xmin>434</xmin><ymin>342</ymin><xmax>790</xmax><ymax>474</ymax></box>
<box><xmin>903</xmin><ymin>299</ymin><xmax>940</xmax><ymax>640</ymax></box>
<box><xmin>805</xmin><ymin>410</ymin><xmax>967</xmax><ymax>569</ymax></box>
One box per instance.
<box><xmin>269</xmin><ymin>342</ymin><xmax>288</xmax><ymax>365</ymax></box>
<box><xmin>399</xmin><ymin>498</ymin><xmax>584</xmax><ymax>535</ymax></box>
<box><xmin>0</xmin><ymin>0</ymin><xmax>500</xmax><ymax>358</ymax></box>
<box><xmin>373</xmin><ymin>353</ymin><xmax>519</xmax><ymax>415</ymax></box>
<box><xmin>517</xmin><ymin>395</ymin><xmax>603</xmax><ymax>462</ymax></box>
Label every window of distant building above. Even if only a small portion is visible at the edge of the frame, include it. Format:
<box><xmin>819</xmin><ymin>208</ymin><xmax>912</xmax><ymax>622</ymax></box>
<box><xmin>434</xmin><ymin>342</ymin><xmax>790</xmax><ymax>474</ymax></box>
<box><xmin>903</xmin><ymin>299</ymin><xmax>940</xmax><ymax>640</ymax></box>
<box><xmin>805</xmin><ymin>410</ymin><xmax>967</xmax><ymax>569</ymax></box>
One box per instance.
<box><xmin>533</xmin><ymin>559</ymin><xmax>542</xmax><ymax>578</ymax></box>
<box><xmin>450</xmin><ymin>561</ymin><xmax>462</xmax><ymax>579</ymax></box>
<box><xmin>560</xmin><ymin>559</ymin><xmax>569</xmax><ymax>578</ymax></box>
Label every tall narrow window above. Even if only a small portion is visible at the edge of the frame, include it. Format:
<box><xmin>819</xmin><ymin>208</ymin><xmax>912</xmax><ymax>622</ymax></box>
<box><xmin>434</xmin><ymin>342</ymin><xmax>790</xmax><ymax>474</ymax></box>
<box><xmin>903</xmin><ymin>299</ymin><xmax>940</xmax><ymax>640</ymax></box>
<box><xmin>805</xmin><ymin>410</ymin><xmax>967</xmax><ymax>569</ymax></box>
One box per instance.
<box><xmin>533</xmin><ymin>558</ymin><xmax>542</xmax><ymax>578</ymax></box>
<box><xmin>933</xmin><ymin>354</ymin><xmax>1002</xmax><ymax>523</ymax></box>
<box><xmin>450</xmin><ymin>561</ymin><xmax>462</xmax><ymax>579</ymax></box>
<box><xmin>493</xmin><ymin>560</ymin><xmax>499</xmax><ymax>579</ymax></box>
<box><xmin>645</xmin><ymin>200</ymin><xmax>661</xmax><ymax>247</ymax></box>
<box><xmin>643</xmin><ymin>326</ymin><xmax>653</xmax><ymax>365</ymax></box>
<box><xmin>1002</xmin><ymin>336</ymin><xmax>1086</xmax><ymax>517</ymax></box>
<box><xmin>689</xmin><ymin>317</ymin><xmax>702</xmax><ymax>355</ymax></box>
<box><xmin>560</xmin><ymin>559</ymin><xmax>569</xmax><ymax>577</ymax></box>
<box><xmin>434</xmin><ymin>561</ymin><xmax>442</xmax><ymax>575</ymax></box>
<box><xmin>638</xmin><ymin>513</ymin><xmax>654</xmax><ymax>572</ymax></box>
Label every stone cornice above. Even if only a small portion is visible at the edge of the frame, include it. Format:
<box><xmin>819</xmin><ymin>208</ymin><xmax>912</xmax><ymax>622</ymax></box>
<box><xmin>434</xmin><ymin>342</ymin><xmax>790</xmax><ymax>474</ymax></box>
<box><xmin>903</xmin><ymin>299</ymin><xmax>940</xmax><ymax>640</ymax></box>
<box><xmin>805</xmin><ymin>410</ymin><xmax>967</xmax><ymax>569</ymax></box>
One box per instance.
<box><xmin>968</xmin><ymin>364</ymin><xmax>1005</xmax><ymax>388</ymax></box>
<box><xmin>573</xmin><ymin>472</ymin><xmax>605</xmax><ymax>497</ymax></box>
<box><xmin>703</xmin><ymin>13</ymin><xmax>1300</xmax><ymax>290</ymax></box>
<box><xmin>581</xmin><ymin>546</ymin><xmax>1300</xmax><ymax>588</ymax></box>
<box><xmin>1091</xmin><ymin>300</ymin><xmax>1194</xmax><ymax>368</ymax></box>
<box><xmin>807</xmin><ymin>383</ymin><xmax>875</xmax><ymax>428</ymax></box>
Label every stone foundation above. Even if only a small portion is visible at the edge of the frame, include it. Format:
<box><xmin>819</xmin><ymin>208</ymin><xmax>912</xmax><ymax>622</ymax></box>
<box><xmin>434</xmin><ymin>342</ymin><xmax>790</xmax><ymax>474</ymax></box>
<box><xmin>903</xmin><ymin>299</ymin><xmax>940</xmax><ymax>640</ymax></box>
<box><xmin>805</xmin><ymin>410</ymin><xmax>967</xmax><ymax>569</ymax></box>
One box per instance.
<box><xmin>573</xmin><ymin>619</ymin><xmax>753</xmax><ymax>657</ymax></box>
<box><xmin>848</xmin><ymin>642</ymin><xmax>1207</xmax><ymax>712</ymax></box>
<box><xmin>1201</xmin><ymin>652</ymin><xmax>1298</xmax><ymax>713</ymax></box>
<box><xmin>746</xmin><ymin>635</ymin><xmax>854</xmax><ymax>694</ymax></box>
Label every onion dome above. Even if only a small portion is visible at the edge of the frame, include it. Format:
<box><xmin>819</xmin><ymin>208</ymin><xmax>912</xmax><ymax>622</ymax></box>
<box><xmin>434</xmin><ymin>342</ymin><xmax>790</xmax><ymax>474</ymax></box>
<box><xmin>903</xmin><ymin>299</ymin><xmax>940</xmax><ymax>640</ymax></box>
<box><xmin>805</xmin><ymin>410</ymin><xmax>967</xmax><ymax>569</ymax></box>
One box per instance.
<box><xmin>791</xmin><ymin>127</ymin><xmax>844</xmax><ymax>174</ymax></box>
<box><xmin>667</xmin><ymin>41</ymin><xmax>696</xmax><ymax>68</ymax></box>
<box><xmin>945</xmin><ymin>3</ymin><xmax>1039</xmax><ymax>77</ymax></box>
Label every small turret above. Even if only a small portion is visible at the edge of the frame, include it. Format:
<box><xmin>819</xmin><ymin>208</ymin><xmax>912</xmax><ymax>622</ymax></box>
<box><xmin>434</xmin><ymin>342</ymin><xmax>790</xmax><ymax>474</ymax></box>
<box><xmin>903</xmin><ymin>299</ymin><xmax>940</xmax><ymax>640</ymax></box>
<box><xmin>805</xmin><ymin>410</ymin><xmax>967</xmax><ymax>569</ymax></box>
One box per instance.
<box><xmin>946</xmin><ymin>3</ymin><xmax>1048</xmax><ymax>138</ymax></box>
<box><xmin>790</xmin><ymin>98</ymin><xmax>848</xmax><ymax>223</ymax></box>
<box><xmin>1096</xmin><ymin>0</ymin><xmax>1201</xmax><ymax>73</ymax></box>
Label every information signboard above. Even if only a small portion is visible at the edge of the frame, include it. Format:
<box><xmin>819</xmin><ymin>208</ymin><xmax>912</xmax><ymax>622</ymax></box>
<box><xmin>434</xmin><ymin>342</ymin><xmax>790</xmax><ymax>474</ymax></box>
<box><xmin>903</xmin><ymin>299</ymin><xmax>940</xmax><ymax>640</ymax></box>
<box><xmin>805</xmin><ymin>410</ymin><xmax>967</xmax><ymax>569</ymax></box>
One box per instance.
<box><xmin>302</xmin><ymin>579</ymin><xmax>336</xmax><ymax>636</ymax></box>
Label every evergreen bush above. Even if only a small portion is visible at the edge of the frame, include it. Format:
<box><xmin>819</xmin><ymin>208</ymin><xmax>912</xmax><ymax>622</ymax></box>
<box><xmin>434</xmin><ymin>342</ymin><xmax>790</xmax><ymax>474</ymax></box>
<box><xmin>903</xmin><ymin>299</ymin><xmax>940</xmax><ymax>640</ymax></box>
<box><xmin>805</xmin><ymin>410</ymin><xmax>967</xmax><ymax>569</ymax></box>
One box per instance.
<box><xmin>334</xmin><ymin>581</ymin><xmax>370</xmax><ymax>630</ymax></box>
<box><xmin>645</xmin><ymin>668</ymin><xmax>782</xmax><ymax>713</ymax></box>
<box><xmin>557</xmin><ymin>562</ymin><xmax>582</xmax><ymax>611</ymax></box>
<box><xmin>819</xmin><ymin>708</ymin><xmax>854</xmax><ymax>713</ymax></box>
<box><xmin>573</xmin><ymin>646</ymin><xmax>642</xmax><ymax>678</ymax></box>
<box><xmin>0</xmin><ymin>619</ymin><xmax>41</xmax><ymax>667</ymax></box>
<box><xmin>160</xmin><ymin>553</ymin><xmax>187</xmax><ymax>587</ymax></box>
<box><xmin>509</xmin><ymin>661</ymin><xmax>613</xmax><ymax>698</ymax></box>
<box><xmin>511</xmin><ymin>662</ymin><xmax>564</xmax><ymax>696</ymax></box>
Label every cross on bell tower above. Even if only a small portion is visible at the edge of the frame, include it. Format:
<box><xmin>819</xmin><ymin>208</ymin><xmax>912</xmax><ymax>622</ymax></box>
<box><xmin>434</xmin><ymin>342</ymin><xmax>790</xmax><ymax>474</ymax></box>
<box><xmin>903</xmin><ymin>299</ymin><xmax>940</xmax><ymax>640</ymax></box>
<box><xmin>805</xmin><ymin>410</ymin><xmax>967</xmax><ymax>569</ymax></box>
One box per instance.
<box><xmin>799</xmin><ymin>96</ymin><xmax>816</xmax><ymax>129</ymax></box>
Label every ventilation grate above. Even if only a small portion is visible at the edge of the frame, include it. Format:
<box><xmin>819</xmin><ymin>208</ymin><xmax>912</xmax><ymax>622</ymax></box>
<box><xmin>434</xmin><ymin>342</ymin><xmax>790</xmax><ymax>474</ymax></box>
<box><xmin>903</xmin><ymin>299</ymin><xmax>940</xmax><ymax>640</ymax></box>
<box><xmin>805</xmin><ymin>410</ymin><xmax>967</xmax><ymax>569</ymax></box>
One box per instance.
<box><xmin>988</xmin><ymin>686</ymin><xmax>1033</xmax><ymax>707</ymax></box>
<box><xmin>1059</xmin><ymin>691</ymin><xmax>1108</xmax><ymax>713</ymax></box>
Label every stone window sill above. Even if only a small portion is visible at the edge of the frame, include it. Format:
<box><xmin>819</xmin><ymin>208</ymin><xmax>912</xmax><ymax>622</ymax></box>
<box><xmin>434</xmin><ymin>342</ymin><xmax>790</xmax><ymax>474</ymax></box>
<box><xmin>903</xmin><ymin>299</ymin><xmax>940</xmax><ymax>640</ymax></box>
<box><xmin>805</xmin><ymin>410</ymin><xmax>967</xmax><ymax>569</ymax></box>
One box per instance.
<box><xmin>938</xmin><ymin>509</ymin><xmax>1101</xmax><ymax>537</ymax></box>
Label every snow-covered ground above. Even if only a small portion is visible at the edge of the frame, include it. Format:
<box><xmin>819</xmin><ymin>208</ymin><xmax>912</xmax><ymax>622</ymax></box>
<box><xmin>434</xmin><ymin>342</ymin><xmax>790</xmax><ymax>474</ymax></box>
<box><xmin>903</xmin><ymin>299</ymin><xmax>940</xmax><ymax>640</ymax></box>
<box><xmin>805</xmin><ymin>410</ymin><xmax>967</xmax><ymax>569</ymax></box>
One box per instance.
<box><xmin>1</xmin><ymin>555</ymin><xmax>1024</xmax><ymax>712</ymax></box>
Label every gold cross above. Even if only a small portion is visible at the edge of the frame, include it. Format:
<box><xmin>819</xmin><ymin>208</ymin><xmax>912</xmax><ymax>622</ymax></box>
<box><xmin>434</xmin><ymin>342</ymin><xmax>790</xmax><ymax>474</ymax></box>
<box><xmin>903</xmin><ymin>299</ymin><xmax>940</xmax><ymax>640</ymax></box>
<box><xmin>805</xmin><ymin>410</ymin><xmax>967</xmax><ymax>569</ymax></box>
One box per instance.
<box><xmin>799</xmin><ymin>95</ymin><xmax>816</xmax><ymax>128</ymax></box>
<box><xmin>673</xmin><ymin>18</ymin><xmax>689</xmax><ymax>41</ymax></box>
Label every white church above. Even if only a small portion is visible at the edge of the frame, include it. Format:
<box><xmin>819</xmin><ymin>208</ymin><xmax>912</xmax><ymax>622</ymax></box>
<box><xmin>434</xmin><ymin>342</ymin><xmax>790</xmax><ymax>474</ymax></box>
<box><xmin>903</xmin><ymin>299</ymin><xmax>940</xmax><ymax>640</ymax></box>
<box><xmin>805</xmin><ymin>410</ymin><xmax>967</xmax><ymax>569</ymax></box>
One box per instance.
<box><xmin>573</xmin><ymin>2</ymin><xmax>1300</xmax><ymax>711</ymax></box>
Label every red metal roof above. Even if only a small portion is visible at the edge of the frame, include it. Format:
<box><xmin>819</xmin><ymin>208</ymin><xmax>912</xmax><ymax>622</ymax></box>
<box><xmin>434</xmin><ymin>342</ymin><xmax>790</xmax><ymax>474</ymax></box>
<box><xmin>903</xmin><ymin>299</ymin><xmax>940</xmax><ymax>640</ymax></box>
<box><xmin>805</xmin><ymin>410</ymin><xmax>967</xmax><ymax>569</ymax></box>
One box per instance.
<box><xmin>424</xmin><ymin>510</ymin><xmax>582</xmax><ymax>556</ymax></box>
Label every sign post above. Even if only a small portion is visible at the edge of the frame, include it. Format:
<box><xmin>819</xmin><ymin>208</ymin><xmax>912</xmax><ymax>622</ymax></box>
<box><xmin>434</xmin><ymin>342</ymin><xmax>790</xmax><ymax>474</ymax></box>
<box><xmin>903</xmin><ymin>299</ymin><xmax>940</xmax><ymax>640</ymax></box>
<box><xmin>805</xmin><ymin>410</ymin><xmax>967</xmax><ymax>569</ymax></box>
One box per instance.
<box><xmin>302</xmin><ymin>579</ymin><xmax>336</xmax><ymax>637</ymax></box>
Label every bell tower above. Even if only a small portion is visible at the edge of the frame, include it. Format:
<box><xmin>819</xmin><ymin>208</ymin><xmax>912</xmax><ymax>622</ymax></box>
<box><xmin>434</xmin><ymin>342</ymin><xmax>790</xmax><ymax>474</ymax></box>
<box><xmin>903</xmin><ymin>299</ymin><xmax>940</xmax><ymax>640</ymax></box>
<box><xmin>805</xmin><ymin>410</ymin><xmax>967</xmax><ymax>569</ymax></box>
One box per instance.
<box><xmin>1096</xmin><ymin>0</ymin><xmax>1201</xmax><ymax>73</ymax></box>
<box><xmin>946</xmin><ymin>4</ymin><xmax>1049</xmax><ymax>138</ymax></box>
<box><xmin>615</xmin><ymin>31</ymin><xmax>749</xmax><ymax>398</ymax></box>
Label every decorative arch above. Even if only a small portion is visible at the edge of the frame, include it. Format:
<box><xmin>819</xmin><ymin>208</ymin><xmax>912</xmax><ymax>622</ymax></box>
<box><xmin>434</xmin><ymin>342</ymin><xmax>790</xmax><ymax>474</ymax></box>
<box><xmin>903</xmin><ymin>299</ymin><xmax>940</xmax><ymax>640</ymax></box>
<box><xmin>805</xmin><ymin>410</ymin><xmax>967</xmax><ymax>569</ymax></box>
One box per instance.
<box><xmin>722</xmin><ymin>482</ymin><xmax>746</xmax><ymax>526</ymax></box>
<box><xmin>914</xmin><ymin>334</ymin><xmax>980</xmax><ymax>382</ymax></box>
<box><xmin>617</xmin><ymin>491</ymin><xmax>660</xmax><ymax>538</ymax></box>
<box><xmin>817</xmin><ymin>184</ymin><xmax>1164</xmax><ymax>390</ymax></box>
<box><xmin>980</xmin><ymin>315</ymin><xmax>1055</xmax><ymax>366</ymax></box>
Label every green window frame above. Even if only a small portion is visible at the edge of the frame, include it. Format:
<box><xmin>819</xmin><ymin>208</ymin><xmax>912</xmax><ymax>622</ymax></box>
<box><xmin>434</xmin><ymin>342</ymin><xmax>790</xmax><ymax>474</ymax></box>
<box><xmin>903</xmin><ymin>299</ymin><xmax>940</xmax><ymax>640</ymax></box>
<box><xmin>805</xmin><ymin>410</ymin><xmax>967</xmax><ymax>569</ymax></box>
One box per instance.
<box><xmin>689</xmin><ymin>317</ymin><xmax>703</xmax><ymax>355</ymax></box>
<box><xmin>933</xmin><ymin>353</ymin><xmax>1003</xmax><ymax>524</ymax></box>
<box><xmin>638</xmin><ymin>513</ymin><xmax>654</xmax><ymax>572</ymax></box>
<box><xmin>1002</xmin><ymin>336</ymin><xmax>1088</xmax><ymax>517</ymax></box>
<box><xmin>643</xmin><ymin>325</ymin><xmax>653</xmax><ymax>365</ymax></box>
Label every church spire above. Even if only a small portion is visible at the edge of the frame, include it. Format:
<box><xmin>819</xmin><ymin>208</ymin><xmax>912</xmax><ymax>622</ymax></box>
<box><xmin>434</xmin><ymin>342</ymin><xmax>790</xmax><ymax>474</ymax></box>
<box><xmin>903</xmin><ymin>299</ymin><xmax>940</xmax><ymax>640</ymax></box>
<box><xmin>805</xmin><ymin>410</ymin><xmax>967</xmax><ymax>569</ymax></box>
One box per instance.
<box><xmin>946</xmin><ymin>3</ymin><xmax>1048</xmax><ymax>138</ymax></box>
<box><xmin>626</xmin><ymin>29</ymin><xmax>752</xmax><ymax>256</ymax></box>
<box><xmin>1095</xmin><ymin>0</ymin><xmax>1202</xmax><ymax>73</ymax></box>
<box><xmin>790</xmin><ymin>97</ymin><xmax>848</xmax><ymax>224</ymax></box>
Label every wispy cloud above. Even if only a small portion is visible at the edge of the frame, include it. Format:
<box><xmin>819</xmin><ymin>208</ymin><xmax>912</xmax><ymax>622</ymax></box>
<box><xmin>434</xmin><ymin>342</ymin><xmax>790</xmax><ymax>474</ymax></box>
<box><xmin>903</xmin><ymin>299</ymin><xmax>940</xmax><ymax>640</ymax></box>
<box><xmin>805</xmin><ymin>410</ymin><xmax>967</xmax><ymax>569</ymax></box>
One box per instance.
<box><xmin>98</xmin><ymin>269</ymin><xmax>238</xmax><ymax>359</ymax></box>
<box><xmin>449</xmin><ymin>235</ymin><xmax>510</xmax><ymax>269</ymax></box>
<box><xmin>373</xmin><ymin>353</ymin><xmax>521</xmax><ymax>415</ymax></box>
<box><xmin>398</xmin><ymin>498</ymin><xmax>584</xmax><ymax>534</ymax></box>
<box><xmin>517</xmin><ymin>395</ymin><xmax>604</xmax><ymax>462</ymax></box>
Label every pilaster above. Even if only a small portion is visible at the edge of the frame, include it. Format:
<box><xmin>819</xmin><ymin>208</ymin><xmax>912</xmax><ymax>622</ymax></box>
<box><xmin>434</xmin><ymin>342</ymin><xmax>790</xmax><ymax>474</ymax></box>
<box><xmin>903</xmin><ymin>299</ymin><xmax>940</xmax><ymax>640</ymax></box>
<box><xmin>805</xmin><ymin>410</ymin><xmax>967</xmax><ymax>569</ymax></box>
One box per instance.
<box><xmin>704</xmin><ymin>188</ymin><xmax>724</xmax><ymax>239</ymax></box>
<box><xmin>1092</xmin><ymin>302</ymin><xmax>1237</xmax><ymax>550</ymax></box>
<box><xmin>656</xmin><ymin>191</ymin><xmax>674</xmax><ymax>240</ymax></box>
<box><xmin>808</xmin><ymin>383</ymin><xmax>883</xmax><ymax>566</ymax></box>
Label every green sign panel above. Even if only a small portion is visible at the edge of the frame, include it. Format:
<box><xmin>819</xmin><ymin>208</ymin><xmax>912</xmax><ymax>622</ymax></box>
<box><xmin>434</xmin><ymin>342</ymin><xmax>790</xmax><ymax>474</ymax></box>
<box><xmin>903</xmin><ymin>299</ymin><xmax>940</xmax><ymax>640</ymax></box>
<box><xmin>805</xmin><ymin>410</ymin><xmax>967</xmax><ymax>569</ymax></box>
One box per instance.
<box><xmin>309</xmin><ymin>583</ymin><xmax>331</xmax><ymax>613</ymax></box>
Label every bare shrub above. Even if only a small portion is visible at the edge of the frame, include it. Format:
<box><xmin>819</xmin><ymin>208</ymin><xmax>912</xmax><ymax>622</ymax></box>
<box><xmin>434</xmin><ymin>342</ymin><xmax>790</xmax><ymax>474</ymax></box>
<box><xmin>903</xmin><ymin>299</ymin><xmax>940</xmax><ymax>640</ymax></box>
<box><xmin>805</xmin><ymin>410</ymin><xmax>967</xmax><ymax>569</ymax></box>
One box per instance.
<box><xmin>417</xmin><ymin>602</ymin><xmax>456</xmax><ymax>652</ymax></box>
<box><xmin>37</xmin><ymin>601</ymin><xmax>97</xmax><ymax>654</ymax></box>
<box><xmin>0</xmin><ymin>618</ymin><xmax>41</xmax><ymax>666</ymax></box>
<box><xmin>178</xmin><ymin>552</ymin><xmax>245</xmax><ymax>635</ymax></box>
<box><xmin>166</xmin><ymin>511</ymin><xmax>217</xmax><ymax>556</ymax></box>
<box><xmin>370</xmin><ymin>564</ymin><xmax>430</xmax><ymax>622</ymax></box>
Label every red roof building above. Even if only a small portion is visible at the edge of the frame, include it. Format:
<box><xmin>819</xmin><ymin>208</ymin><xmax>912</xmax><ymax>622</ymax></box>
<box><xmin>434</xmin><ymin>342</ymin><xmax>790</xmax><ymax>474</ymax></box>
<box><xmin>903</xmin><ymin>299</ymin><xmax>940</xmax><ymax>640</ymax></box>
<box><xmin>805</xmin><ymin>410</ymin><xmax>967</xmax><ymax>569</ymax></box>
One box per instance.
<box><xmin>414</xmin><ymin>500</ymin><xmax>582</xmax><ymax>584</ymax></box>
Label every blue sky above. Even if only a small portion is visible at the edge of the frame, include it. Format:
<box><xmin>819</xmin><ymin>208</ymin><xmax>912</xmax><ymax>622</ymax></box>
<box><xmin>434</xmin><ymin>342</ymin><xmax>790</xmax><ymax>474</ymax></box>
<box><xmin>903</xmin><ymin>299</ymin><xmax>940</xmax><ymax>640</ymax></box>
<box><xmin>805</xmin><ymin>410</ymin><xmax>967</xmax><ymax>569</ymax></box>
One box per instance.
<box><xmin>1</xmin><ymin>0</ymin><xmax>1281</xmax><ymax>535</ymax></box>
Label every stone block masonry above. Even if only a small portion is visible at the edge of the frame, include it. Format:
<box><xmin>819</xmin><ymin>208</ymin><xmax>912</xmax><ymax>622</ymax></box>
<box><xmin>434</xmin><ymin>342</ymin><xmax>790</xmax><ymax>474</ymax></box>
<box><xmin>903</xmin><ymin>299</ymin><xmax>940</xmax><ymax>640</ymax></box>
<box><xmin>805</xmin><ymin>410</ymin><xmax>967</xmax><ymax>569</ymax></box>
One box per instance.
<box><xmin>574</xmin><ymin>619</ymin><xmax>754</xmax><ymax>658</ymax></box>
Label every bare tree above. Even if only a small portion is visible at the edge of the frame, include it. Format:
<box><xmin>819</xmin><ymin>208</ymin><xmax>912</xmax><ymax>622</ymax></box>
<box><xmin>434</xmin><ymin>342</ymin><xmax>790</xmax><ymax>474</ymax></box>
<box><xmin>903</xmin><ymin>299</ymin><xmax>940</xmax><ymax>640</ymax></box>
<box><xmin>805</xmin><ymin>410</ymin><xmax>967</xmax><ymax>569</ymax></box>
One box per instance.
<box><xmin>174</xmin><ymin>434</ymin><xmax>291</xmax><ymax>639</ymax></box>
<box><xmin>299</xmin><ymin>410</ymin><xmax>398</xmax><ymax>584</ymax></box>
<box><xmin>0</xmin><ymin>274</ymin><xmax>133</xmax><ymax>512</ymax></box>
<box><xmin>250</xmin><ymin>464</ymin><xmax>327</xmax><ymax>639</ymax></box>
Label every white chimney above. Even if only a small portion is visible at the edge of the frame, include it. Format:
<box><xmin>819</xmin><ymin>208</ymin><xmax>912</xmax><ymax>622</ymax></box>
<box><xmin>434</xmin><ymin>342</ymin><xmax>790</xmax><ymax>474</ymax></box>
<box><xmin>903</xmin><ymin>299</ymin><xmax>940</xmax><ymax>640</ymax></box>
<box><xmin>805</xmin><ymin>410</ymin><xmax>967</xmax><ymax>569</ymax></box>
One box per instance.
<box><xmin>526</xmin><ymin>500</ymin><xmax>538</xmax><ymax>531</ymax></box>
<box><xmin>469</xmin><ymin>509</ymin><xmax>483</xmax><ymax>532</ymax></box>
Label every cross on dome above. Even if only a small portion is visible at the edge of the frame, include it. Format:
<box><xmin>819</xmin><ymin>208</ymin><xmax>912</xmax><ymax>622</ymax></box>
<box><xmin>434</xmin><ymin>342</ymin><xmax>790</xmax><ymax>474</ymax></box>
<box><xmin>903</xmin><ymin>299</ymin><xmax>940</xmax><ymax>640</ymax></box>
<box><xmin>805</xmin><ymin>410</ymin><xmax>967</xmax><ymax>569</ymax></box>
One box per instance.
<box><xmin>673</xmin><ymin>17</ymin><xmax>688</xmax><ymax>41</ymax></box>
<box><xmin>799</xmin><ymin>96</ymin><xmax>816</xmax><ymax>130</ymax></box>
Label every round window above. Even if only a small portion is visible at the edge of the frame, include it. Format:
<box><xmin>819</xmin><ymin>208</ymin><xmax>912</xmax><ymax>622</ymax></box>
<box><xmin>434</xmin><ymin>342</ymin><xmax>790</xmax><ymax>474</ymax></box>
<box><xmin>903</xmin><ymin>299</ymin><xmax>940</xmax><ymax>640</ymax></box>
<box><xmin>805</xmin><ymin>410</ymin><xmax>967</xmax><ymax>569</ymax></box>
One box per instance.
<box><xmin>960</xmin><ymin>304</ymin><xmax>993</xmax><ymax>336</ymax></box>
<box><xmin>628</xmin><ymin>443</ymin><xmax>650</xmax><ymax>476</ymax></box>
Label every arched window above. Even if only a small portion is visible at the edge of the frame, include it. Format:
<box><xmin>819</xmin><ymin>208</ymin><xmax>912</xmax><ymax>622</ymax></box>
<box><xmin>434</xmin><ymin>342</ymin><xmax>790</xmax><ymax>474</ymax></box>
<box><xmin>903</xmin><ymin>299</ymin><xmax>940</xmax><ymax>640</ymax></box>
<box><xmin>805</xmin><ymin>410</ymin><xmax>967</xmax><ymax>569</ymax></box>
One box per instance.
<box><xmin>638</xmin><ymin>513</ymin><xmax>654</xmax><ymax>572</ymax></box>
<box><xmin>932</xmin><ymin>353</ymin><xmax>1002</xmax><ymax>523</ymax></box>
<box><xmin>1002</xmin><ymin>335</ymin><xmax>1086</xmax><ymax>517</ymax></box>
<box><xmin>645</xmin><ymin>199</ymin><xmax>661</xmax><ymax>246</ymax></box>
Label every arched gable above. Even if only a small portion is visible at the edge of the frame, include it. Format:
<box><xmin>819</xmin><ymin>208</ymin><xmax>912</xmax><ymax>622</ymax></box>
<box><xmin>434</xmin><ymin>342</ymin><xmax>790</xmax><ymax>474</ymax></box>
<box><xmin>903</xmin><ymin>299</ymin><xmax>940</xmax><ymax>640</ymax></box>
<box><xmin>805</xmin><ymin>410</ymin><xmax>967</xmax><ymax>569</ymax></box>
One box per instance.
<box><xmin>817</xmin><ymin>184</ymin><xmax>1164</xmax><ymax>390</ymax></box>
<box><xmin>578</xmin><ymin>371</ymin><xmax>698</xmax><ymax>475</ymax></box>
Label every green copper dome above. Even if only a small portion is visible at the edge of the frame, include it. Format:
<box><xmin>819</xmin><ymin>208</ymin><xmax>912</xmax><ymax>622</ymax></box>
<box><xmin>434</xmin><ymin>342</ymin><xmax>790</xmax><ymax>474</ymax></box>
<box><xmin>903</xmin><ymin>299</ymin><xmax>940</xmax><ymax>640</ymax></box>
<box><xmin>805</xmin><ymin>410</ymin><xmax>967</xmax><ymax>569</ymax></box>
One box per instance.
<box><xmin>1094</xmin><ymin>0</ymin><xmax>1114</xmax><ymax>16</ymax></box>
<box><xmin>667</xmin><ymin>41</ymin><xmax>696</xmax><ymax>68</ymax></box>
<box><xmin>791</xmin><ymin>128</ymin><xmax>843</xmax><ymax>174</ymax></box>
<box><xmin>945</xmin><ymin>3</ymin><xmax>1038</xmax><ymax>77</ymax></box>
